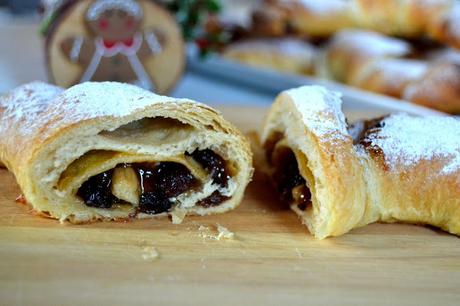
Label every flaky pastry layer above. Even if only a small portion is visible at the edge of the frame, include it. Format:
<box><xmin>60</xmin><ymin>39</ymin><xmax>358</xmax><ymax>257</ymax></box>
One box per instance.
<box><xmin>0</xmin><ymin>82</ymin><xmax>253</xmax><ymax>223</ymax></box>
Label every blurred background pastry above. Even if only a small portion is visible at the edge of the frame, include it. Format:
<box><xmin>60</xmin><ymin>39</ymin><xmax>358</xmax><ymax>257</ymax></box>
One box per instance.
<box><xmin>2</xmin><ymin>0</ymin><xmax>460</xmax><ymax>113</ymax></box>
<box><xmin>205</xmin><ymin>0</ymin><xmax>460</xmax><ymax>114</ymax></box>
<box><xmin>222</xmin><ymin>38</ymin><xmax>317</xmax><ymax>75</ymax></box>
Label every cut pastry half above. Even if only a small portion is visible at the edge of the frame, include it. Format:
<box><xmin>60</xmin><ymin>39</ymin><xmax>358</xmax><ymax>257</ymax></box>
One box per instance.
<box><xmin>261</xmin><ymin>85</ymin><xmax>460</xmax><ymax>239</ymax></box>
<box><xmin>0</xmin><ymin>82</ymin><xmax>253</xmax><ymax>223</ymax></box>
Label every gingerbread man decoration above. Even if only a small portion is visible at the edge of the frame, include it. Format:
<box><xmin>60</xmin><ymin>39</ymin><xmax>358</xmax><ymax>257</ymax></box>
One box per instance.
<box><xmin>61</xmin><ymin>0</ymin><xmax>165</xmax><ymax>90</ymax></box>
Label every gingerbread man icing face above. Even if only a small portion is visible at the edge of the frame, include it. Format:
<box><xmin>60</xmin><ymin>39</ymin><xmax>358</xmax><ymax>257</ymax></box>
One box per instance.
<box><xmin>61</xmin><ymin>0</ymin><xmax>165</xmax><ymax>90</ymax></box>
<box><xmin>86</xmin><ymin>2</ymin><xmax>142</xmax><ymax>42</ymax></box>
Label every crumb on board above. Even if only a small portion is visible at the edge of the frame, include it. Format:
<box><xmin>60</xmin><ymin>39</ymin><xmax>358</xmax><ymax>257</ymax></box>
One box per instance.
<box><xmin>171</xmin><ymin>209</ymin><xmax>186</xmax><ymax>224</ymax></box>
<box><xmin>216</xmin><ymin>224</ymin><xmax>235</xmax><ymax>240</ymax></box>
<box><xmin>295</xmin><ymin>247</ymin><xmax>303</xmax><ymax>259</ymax></box>
<box><xmin>201</xmin><ymin>257</ymin><xmax>207</xmax><ymax>269</ymax></box>
<box><xmin>197</xmin><ymin>224</ymin><xmax>235</xmax><ymax>240</ymax></box>
<box><xmin>198</xmin><ymin>225</ymin><xmax>214</xmax><ymax>239</ymax></box>
<box><xmin>142</xmin><ymin>246</ymin><xmax>159</xmax><ymax>261</ymax></box>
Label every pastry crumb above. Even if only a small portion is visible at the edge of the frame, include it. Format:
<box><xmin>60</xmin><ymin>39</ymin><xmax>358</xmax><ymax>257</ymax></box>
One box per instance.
<box><xmin>201</xmin><ymin>257</ymin><xmax>207</xmax><ymax>269</ymax></box>
<box><xmin>295</xmin><ymin>247</ymin><xmax>303</xmax><ymax>258</ymax></box>
<box><xmin>216</xmin><ymin>224</ymin><xmax>235</xmax><ymax>240</ymax></box>
<box><xmin>198</xmin><ymin>225</ymin><xmax>214</xmax><ymax>239</ymax></box>
<box><xmin>142</xmin><ymin>246</ymin><xmax>159</xmax><ymax>261</ymax></box>
<box><xmin>197</xmin><ymin>224</ymin><xmax>235</xmax><ymax>240</ymax></box>
<box><xmin>171</xmin><ymin>209</ymin><xmax>187</xmax><ymax>224</ymax></box>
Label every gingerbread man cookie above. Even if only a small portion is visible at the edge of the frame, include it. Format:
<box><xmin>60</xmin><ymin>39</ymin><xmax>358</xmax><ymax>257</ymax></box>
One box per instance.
<box><xmin>45</xmin><ymin>0</ymin><xmax>184</xmax><ymax>94</ymax></box>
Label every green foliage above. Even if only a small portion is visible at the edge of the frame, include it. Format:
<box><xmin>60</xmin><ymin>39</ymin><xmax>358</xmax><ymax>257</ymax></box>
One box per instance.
<box><xmin>38</xmin><ymin>11</ymin><xmax>55</xmax><ymax>36</ymax></box>
<box><xmin>165</xmin><ymin>0</ymin><xmax>222</xmax><ymax>41</ymax></box>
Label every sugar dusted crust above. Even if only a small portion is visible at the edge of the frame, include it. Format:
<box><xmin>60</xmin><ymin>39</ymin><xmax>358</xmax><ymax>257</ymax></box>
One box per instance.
<box><xmin>323</xmin><ymin>29</ymin><xmax>460</xmax><ymax>113</ymax></box>
<box><xmin>357</xmin><ymin>114</ymin><xmax>460</xmax><ymax>174</ymax></box>
<box><xmin>263</xmin><ymin>0</ymin><xmax>460</xmax><ymax>49</ymax></box>
<box><xmin>223</xmin><ymin>38</ymin><xmax>318</xmax><ymax>75</ymax></box>
<box><xmin>261</xmin><ymin>85</ymin><xmax>460</xmax><ymax>239</ymax></box>
<box><xmin>0</xmin><ymin>82</ymin><xmax>253</xmax><ymax>223</ymax></box>
<box><xmin>261</xmin><ymin>85</ymin><xmax>365</xmax><ymax>238</ymax></box>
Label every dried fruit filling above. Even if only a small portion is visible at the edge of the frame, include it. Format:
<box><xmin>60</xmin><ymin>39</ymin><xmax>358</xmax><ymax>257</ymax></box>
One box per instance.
<box><xmin>77</xmin><ymin>170</ymin><xmax>118</xmax><ymax>209</ymax></box>
<box><xmin>348</xmin><ymin>117</ymin><xmax>387</xmax><ymax>161</ymax></box>
<box><xmin>269</xmin><ymin>142</ymin><xmax>312</xmax><ymax>211</ymax></box>
<box><xmin>77</xmin><ymin>149</ymin><xmax>232</xmax><ymax>214</ymax></box>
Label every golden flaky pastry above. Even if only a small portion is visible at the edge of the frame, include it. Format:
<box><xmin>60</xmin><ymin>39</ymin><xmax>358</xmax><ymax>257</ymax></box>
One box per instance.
<box><xmin>322</xmin><ymin>30</ymin><xmax>460</xmax><ymax>114</ymax></box>
<box><xmin>261</xmin><ymin>85</ymin><xmax>460</xmax><ymax>239</ymax></box>
<box><xmin>258</xmin><ymin>0</ymin><xmax>460</xmax><ymax>49</ymax></box>
<box><xmin>0</xmin><ymin>82</ymin><xmax>253</xmax><ymax>223</ymax></box>
<box><xmin>222</xmin><ymin>38</ymin><xmax>318</xmax><ymax>75</ymax></box>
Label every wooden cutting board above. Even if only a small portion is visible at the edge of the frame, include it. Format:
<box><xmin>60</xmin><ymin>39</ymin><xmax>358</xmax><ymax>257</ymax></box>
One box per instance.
<box><xmin>1</xmin><ymin>106</ymin><xmax>459</xmax><ymax>306</ymax></box>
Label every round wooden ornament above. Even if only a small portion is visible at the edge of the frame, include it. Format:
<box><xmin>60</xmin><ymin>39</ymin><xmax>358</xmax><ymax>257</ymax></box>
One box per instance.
<box><xmin>45</xmin><ymin>0</ymin><xmax>185</xmax><ymax>94</ymax></box>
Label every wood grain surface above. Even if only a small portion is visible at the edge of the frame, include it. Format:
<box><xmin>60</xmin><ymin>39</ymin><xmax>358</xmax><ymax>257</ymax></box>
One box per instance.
<box><xmin>0</xmin><ymin>107</ymin><xmax>459</xmax><ymax>306</ymax></box>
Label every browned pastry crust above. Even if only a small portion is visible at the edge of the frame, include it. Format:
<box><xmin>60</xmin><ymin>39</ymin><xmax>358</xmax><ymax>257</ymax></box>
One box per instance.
<box><xmin>255</xmin><ymin>0</ymin><xmax>460</xmax><ymax>50</ymax></box>
<box><xmin>261</xmin><ymin>85</ymin><xmax>460</xmax><ymax>239</ymax></box>
<box><xmin>254</xmin><ymin>0</ymin><xmax>354</xmax><ymax>38</ymax></box>
<box><xmin>354</xmin><ymin>0</ymin><xmax>451</xmax><ymax>37</ymax></box>
<box><xmin>428</xmin><ymin>4</ymin><xmax>460</xmax><ymax>50</ymax></box>
<box><xmin>0</xmin><ymin>82</ymin><xmax>253</xmax><ymax>223</ymax></box>
<box><xmin>251</xmin><ymin>5</ymin><xmax>289</xmax><ymax>37</ymax></box>
<box><xmin>403</xmin><ymin>62</ymin><xmax>460</xmax><ymax>113</ymax></box>
<box><xmin>322</xmin><ymin>30</ymin><xmax>460</xmax><ymax>114</ymax></box>
<box><xmin>222</xmin><ymin>38</ymin><xmax>318</xmax><ymax>75</ymax></box>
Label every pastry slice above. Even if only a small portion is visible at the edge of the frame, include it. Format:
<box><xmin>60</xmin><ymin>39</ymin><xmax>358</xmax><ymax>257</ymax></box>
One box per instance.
<box><xmin>0</xmin><ymin>82</ymin><xmax>253</xmax><ymax>223</ymax></box>
<box><xmin>261</xmin><ymin>85</ymin><xmax>460</xmax><ymax>238</ymax></box>
<box><xmin>322</xmin><ymin>30</ymin><xmax>460</xmax><ymax>114</ymax></box>
<box><xmin>222</xmin><ymin>38</ymin><xmax>318</xmax><ymax>75</ymax></box>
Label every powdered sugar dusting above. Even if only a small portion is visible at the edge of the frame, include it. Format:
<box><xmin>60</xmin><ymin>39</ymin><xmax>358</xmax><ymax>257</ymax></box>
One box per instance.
<box><xmin>365</xmin><ymin>114</ymin><xmax>460</xmax><ymax>174</ymax></box>
<box><xmin>285</xmin><ymin>85</ymin><xmax>348</xmax><ymax>140</ymax></box>
<box><xmin>429</xmin><ymin>48</ymin><xmax>460</xmax><ymax>65</ymax></box>
<box><xmin>281</xmin><ymin>0</ymin><xmax>349</xmax><ymax>14</ymax></box>
<box><xmin>226</xmin><ymin>38</ymin><xmax>316</xmax><ymax>58</ymax></box>
<box><xmin>374</xmin><ymin>58</ymin><xmax>427</xmax><ymax>81</ymax></box>
<box><xmin>443</xmin><ymin>158</ymin><xmax>460</xmax><ymax>174</ymax></box>
<box><xmin>58</xmin><ymin>81</ymin><xmax>167</xmax><ymax>119</ymax></box>
<box><xmin>333</xmin><ymin>30</ymin><xmax>411</xmax><ymax>57</ymax></box>
<box><xmin>0</xmin><ymin>82</ymin><xmax>63</xmax><ymax>137</ymax></box>
<box><xmin>1</xmin><ymin>82</ymin><xmax>212</xmax><ymax>142</ymax></box>
<box><xmin>447</xmin><ymin>4</ymin><xmax>460</xmax><ymax>38</ymax></box>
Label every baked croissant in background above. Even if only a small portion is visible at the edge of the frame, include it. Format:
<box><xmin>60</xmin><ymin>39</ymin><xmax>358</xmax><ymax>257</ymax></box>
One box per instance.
<box><xmin>322</xmin><ymin>30</ymin><xmax>460</xmax><ymax>114</ymax></box>
<box><xmin>0</xmin><ymin>82</ymin><xmax>253</xmax><ymax>223</ymax></box>
<box><xmin>260</xmin><ymin>85</ymin><xmax>460</xmax><ymax>239</ymax></box>
<box><xmin>222</xmin><ymin>38</ymin><xmax>318</xmax><ymax>75</ymax></box>
<box><xmin>219</xmin><ymin>0</ymin><xmax>460</xmax><ymax>114</ymax></box>
<box><xmin>254</xmin><ymin>0</ymin><xmax>460</xmax><ymax>49</ymax></box>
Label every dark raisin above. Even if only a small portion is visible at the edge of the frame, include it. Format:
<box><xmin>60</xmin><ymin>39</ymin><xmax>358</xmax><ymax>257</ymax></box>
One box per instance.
<box><xmin>272</xmin><ymin>148</ymin><xmax>306</xmax><ymax>202</ymax></box>
<box><xmin>77</xmin><ymin>170</ymin><xmax>117</xmax><ymax>208</ymax></box>
<box><xmin>134</xmin><ymin>162</ymin><xmax>197</xmax><ymax>215</ymax></box>
<box><xmin>138</xmin><ymin>192</ymin><xmax>172</xmax><ymax>214</ymax></box>
<box><xmin>153</xmin><ymin>163</ymin><xmax>197</xmax><ymax>198</ymax></box>
<box><xmin>298</xmin><ymin>202</ymin><xmax>307</xmax><ymax>211</ymax></box>
<box><xmin>188</xmin><ymin>149</ymin><xmax>230</xmax><ymax>187</ymax></box>
<box><xmin>197</xmin><ymin>191</ymin><xmax>229</xmax><ymax>208</ymax></box>
<box><xmin>293</xmin><ymin>185</ymin><xmax>311</xmax><ymax>211</ymax></box>
<box><xmin>137</xmin><ymin>166</ymin><xmax>155</xmax><ymax>193</ymax></box>
<box><xmin>136</xmin><ymin>162</ymin><xmax>197</xmax><ymax>198</ymax></box>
